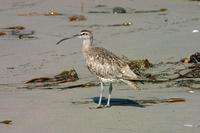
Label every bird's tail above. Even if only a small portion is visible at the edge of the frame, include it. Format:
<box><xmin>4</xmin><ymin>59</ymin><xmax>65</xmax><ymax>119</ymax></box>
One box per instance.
<box><xmin>120</xmin><ymin>79</ymin><xmax>140</xmax><ymax>90</ymax></box>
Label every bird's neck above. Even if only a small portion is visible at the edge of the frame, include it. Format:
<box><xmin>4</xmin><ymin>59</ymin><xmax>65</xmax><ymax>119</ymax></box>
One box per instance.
<box><xmin>82</xmin><ymin>38</ymin><xmax>93</xmax><ymax>51</ymax></box>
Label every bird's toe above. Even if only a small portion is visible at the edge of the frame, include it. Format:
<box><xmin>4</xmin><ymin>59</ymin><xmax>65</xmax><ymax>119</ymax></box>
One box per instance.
<box><xmin>105</xmin><ymin>104</ymin><xmax>111</xmax><ymax>108</ymax></box>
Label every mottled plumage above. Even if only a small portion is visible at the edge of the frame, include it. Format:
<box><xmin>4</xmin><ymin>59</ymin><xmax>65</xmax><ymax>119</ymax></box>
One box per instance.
<box><xmin>57</xmin><ymin>30</ymin><xmax>139</xmax><ymax>108</ymax></box>
<box><xmin>84</xmin><ymin>47</ymin><xmax>137</xmax><ymax>81</ymax></box>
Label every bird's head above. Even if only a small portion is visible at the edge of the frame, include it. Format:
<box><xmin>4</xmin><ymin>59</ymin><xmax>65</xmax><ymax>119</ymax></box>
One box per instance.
<box><xmin>78</xmin><ymin>30</ymin><xmax>93</xmax><ymax>39</ymax></box>
<box><xmin>56</xmin><ymin>30</ymin><xmax>93</xmax><ymax>45</ymax></box>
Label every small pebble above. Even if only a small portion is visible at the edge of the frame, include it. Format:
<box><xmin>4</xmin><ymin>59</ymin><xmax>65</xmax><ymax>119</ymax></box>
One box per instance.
<box><xmin>7</xmin><ymin>67</ymin><xmax>15</xmax><ymax>70</ymax></box>
<box><xmin>189</xmin><ymin>90</ymin><xmax>194</xmax><ymax>93</ymax></box>
<box><xmin>184</xmin><ymin>124</ymin><xmax>193</xmax><ymax>127</ymax></box>
<box><xmin>192</xmin><ymin>30</ymin><xmax>199</xmax><ymax>33</ymax></box>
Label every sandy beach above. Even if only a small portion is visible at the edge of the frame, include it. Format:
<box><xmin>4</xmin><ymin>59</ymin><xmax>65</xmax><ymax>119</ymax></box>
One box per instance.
<box><xmin>0</xmin><ymin>0</ymin><xmax>200</xmax><ymax>133</ymax></box>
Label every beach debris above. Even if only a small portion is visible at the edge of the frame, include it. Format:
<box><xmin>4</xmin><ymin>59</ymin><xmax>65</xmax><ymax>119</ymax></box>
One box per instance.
<box><xmin>0</xmin><ymin>32</ymin><xmax>6</xmax><ymax>36</ymax></box>
<box><xmin>189</xmin><ymin>52</ymin><xmax>200</xmax><ymax>64</ymax></box>
<box><xmin>113</xmin><ymin>7</ymin><xmax>127</xmax><ymax>14</ymax></box>
<box><xmin>134</xmin><ymin>8</ymin><xmax>167</xmax><ymax>13</ymax></box>
<box><xmin>18</xmin><ymin>11</ymin><xmax>63</xmax><ymax>16</ymax></box>
<box><xmin>18</xmin><ymin>12</ymin><xmax>42</xmax><ymax>16</ymax></box>
<box><xmin>127</xmin><ymin>59</ymin><xmax>153</xmax><ymax>72</ymax></box>
<box><xmin>54</xmin><ymin>69</ymin><xmax>79</xmax><ymax>82</ymax></box>
<box><xmin>26</xmin><ymin>69</ymin><xmax>79</xmax><ymax>84</ymax></box>
<box><xmin>3</xmin><ymin>26</ymin><xmax>25</xmax><ymax>30</ymax></box>
<box><xmin>26</xmin><ymin>77</ymin><xmax>54</xmax><ymax>83</ymax></box>
<box><xmin>61</xmin><ymin>82</ymin><xmax>98</xmax><ymax>89</ymax></box>
<box><xmin>123</xmin><ymin>54</ymin><xmax>200</xmax><ymax>89</ymax></box>
<box><xmin>184</xmin><ymin>124</ymin><xmax>193</xmax><ymax>127</ymax></box>
<box><xmin>188</xmin><ymin>90</ymin><xmax>195</xmax><ymax>93</ymax></box>
<box><xmin>164</xmin><ymin>98</ymin><xmax>186</xmax><ymax>103</ymax></box>
<box><xmin>181</xmin><ymin>52</ymin><xmax>200</xmax><ymax>64</ymax></box>
<box><xmin>109</xmin><ymin>22</ymin><xmax>132</xmax><ymax>26</ymax></box>
<box><xmin>0</xmin><ymin>120</ymin><xmax>12</xmax><ymax>125</ymax></box>
<box><xmin>89</xmin><ymin>6</ymin><xmax>135</xmax><ymax>14</ymax></box>
<box><xmin>44</xmin><ymin>11</ymin><xmax>63</xmax><ymax>16</ymax></box>
<box><xmin>70</xmin><ymin>22</ymin><xmax>132</xmax><ymax>28</ymax></box>
<box><xmin>172</xmin><ymin>79</ymin><xmax>200</xmax><ymax>89</ymax></box>
<box><xmin>175</xmin><ymin>65</ymin><xmax>200</xmax><ymax>79</ymax></box>
<box><xmin>88</xmin><ymin>11</ymin><xmax>110</xmax><ymax>14</ymax></box>
<box><xmin>7</xmin><ymin>67</ymin><xmax>15</xmax><ymax>70</ymax></box>
<box><xmin>24</xmin><ymin>81</ymin><xmax>98</xmax><ymax>90</ymax></box>
<box><xmin>187</xmin><ymin>65</ymin><xmax>200</xmax><ymax>78</ymax></box>
<box><xmin>181</xmin><ymin>58</ymin><xmax>190</xmax><ymax>64</ymax></box>
<box><xmin>135</xmin><ymin>98</ymin><xmax>186</xmax><ymax>104</ymax></box>
<box><xmin>192</xmin><ymin>29</ymin><xmax>199</xmax><ymax>33</ymax></box>
<box><xmin>189</xmin><ymin>0</ymin><xmax>200</xmax><ymax>1</ymax></box>
<box><xmin>95</xmin><ymin>4</ymin><xmax>107</xmax><ymax>8</ymax></box>
<box><xmin>68</xmin><ymin>15</ymin><xmax>87</xmax><ymax>22</ymax></box>
<box><xmin>24</xmin><ymin>69</ymin><xmax>79</xmax><ymax>89</ymax></box>
<box><xmin>12</xmin><ymin>30</ymin><xmax>35</xmax><ymax>39</ymax></box>
<box><xmin>144</xmin><ymin>73</ymin><xmax>157</xmax><ymax>80</ymax></box>
<box><xmin>0</xmin><ymin>26</ymin><xmax>37</xmax><ymax>40</ymax></box>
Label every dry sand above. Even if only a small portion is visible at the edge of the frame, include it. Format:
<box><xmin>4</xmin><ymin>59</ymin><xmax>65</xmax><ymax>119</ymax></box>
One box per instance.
<box><xmin>0</xmin><ymin>0</ymin><xmax>200</xmax><ymax>133</ymax></box>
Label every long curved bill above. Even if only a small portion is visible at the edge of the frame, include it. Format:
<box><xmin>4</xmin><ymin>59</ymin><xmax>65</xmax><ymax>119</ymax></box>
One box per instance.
<box><xmin>56</xmin><ymin>34</ymin><xmax>79</xmax><ymax>45</ymax></box>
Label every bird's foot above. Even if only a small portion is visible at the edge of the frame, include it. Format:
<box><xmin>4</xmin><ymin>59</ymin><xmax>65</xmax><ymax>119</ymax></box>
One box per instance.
<box><xmin>105</xmin><ymin>104</ymin><xmax>111</xmax><ymax>108</ymax></box>
<box><xmin>96</xmin><ymin>105</ymin><xmax>104</xmax><ymax>109</ymax></box>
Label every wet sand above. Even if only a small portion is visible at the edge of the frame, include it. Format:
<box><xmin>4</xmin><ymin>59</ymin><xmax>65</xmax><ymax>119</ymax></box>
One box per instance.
<box><xmin>0</xmin><ymin>0</ymin><xmax>200</xmax><ymax>133</ymax></box>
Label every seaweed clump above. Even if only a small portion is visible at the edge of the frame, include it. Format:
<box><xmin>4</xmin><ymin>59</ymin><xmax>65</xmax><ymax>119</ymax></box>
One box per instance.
<box><xmin>189</xmin><ymin>52</ymin><xmax>200</xmax><ymax>63</ymax></box>
<box><xmin>113</xmin><ymin>7</ymin><xmax>127</xmax><ymax>14</ymax></box>
<box><xmin>44</xmin><ymin>11</ymin><xmax>63</xmax><ymax>16</ymax></box>
<box><xmin>128</xmin><ymin>59</ymin><xmax>153</xmax><ymax>72</ymax></box>
<box><xmin>68</xmin><ymin>15</ymin><xmax>87</xmax><ymax>22</ymax></box>
<box><xmin>0</xmin><ymin>32</ymin><xmax>6</xmax><ymax>36</ymax></box>
<box><xmin>0</xmin><ymin>120</ymin><xmax>12</xmax><ymax>125</ymax></box>
<box><xmin>26</xmin><ymin>69</ymin><xmax>79</xmax><ymax>84</ymax></box>
<box><xmin>181</xmin><ymin>52</ymin><xmax>200</xmax><ymax>64</ymax></box>
<box><xmin>0</xmin><ymin>26</ymin><xmax>37</xmax><ymax>39</ymax></box>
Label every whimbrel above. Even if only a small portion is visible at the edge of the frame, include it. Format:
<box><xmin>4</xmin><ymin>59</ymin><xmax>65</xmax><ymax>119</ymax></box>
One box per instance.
<box><xmin>57</xmin><ymin>30</ymin><xmax>139</xmax><ymax>108</ymax></box>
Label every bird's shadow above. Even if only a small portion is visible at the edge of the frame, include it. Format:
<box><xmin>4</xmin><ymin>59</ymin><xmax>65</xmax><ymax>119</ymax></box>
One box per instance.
<box><xmin>92</xmin><ymin>97</ymin><xmax>145</xmax><ymax>108</ymax></box>
<box><xmin>72</xmin><ymin>97</ymin><xmax>185</xmax><ymax>108</ymax></box>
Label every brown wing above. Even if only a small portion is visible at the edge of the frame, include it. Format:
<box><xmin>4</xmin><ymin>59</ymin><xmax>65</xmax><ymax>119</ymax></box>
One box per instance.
<box><xmin>84</xmin><ymin>47</ymin><xmax>137</xmax><ymax>79</ymax></box>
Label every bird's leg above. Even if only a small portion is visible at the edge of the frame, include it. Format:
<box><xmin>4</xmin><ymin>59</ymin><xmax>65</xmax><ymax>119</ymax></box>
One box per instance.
<box><xmin>106</xmin><ymin>82</ymin><xmax>112</xmax><ymax>107</ymax></box>
<box><xmin>97</xmin><ymin>81</ymin><xmax>104</xmax><ymax>108</ymax></box>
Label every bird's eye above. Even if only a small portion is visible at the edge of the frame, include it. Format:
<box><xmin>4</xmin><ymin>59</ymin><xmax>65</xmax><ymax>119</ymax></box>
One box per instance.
<box><xmin>81</xmin><ymin>33</ymin><xmax>87</xmax><ymax>35</ymax></box>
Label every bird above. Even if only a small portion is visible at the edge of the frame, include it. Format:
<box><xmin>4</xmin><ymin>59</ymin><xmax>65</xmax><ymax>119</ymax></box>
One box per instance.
<box><xmin>56</xmin><ymin>30</ymin><xmax>139</xmax><ymax>108</ymax></box>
